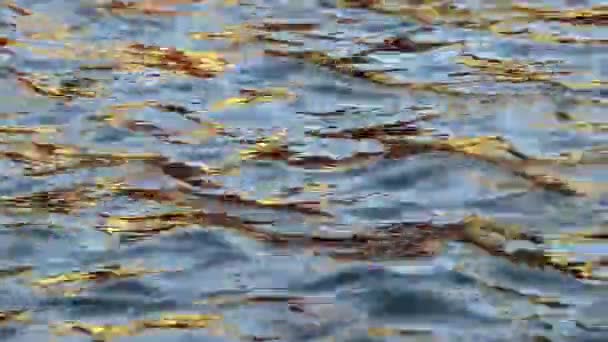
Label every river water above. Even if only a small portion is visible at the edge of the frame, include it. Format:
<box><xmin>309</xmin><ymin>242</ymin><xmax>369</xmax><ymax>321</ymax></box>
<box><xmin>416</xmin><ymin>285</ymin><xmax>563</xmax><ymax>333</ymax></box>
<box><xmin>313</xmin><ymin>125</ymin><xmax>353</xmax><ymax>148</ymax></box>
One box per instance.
<box><xmin>0</xmin><ymin>0</ymin><xmax>607</xmax><ymax>341</ymax></box>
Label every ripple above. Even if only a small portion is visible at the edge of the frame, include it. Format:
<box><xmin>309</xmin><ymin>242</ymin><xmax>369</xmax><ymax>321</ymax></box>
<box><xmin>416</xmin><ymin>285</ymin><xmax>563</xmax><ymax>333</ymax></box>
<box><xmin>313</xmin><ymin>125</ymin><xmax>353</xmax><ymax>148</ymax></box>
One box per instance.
<box><xmin>1</xmin><ymin>0</ymin><xmax>607</xmax><ymax>340</ymax></box>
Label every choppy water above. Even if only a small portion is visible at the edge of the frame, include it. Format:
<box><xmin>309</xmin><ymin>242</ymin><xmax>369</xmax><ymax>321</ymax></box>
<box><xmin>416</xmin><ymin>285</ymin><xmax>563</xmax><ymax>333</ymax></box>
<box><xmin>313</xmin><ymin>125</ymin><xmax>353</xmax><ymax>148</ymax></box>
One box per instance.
<box><xmin>0</xmin><ymin>0</ymin><xmax>607</xmax><ymax>341</ymax></box>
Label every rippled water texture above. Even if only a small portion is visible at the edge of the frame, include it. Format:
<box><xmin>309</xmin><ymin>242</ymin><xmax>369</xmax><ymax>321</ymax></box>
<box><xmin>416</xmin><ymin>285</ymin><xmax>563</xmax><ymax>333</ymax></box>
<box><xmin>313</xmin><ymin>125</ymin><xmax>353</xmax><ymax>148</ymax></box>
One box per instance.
<box><xmin>0</xmin><ymin>0</ymin><xmax>607</xmax><ymax>341</ymax></box>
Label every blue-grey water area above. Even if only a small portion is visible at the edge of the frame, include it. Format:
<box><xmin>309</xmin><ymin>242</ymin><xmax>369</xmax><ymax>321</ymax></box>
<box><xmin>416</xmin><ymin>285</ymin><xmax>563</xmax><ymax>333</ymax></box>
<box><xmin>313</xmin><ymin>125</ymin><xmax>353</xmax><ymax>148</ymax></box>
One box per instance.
<box><xmin>0</xmin><ymin>0</ymin><xmax>607</xmax><ymax>341</ymax></box>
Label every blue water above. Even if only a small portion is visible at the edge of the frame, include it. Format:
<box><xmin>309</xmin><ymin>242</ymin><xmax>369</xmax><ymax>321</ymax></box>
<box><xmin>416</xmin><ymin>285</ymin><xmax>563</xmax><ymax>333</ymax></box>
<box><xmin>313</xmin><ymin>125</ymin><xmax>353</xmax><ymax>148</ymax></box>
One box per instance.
<box><xmin>0</xmin><ymin>0</ymin><xmax>607</xmax><ymax>341</ymax></box>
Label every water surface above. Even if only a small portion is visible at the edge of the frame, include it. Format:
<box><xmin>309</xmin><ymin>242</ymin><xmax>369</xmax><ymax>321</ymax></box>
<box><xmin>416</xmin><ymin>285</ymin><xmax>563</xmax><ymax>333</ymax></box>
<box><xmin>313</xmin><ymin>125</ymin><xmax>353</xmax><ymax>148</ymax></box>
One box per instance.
<box><xmin>0</xmin><ymin>0</ymin><xmax>607</xmax><ymax>341</ymax></box>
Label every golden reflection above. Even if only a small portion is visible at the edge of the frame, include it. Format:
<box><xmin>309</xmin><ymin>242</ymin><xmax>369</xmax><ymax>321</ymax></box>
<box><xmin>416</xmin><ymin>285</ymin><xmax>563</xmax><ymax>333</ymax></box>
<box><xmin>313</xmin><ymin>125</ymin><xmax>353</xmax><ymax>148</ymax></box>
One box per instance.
<box><xmin>211</xmin><ymin>88</ymin><xmax>296</xmax><ymax>111</ymax></box>
<box><xmin>32</xmin><ymin>264</ymin><xmax>167</xmax><ymax>288</ymax></box>
<box><xmin>52</xmin><ymin>313</ymin><xmax>226</xmax><ymax>340</ymax></box>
